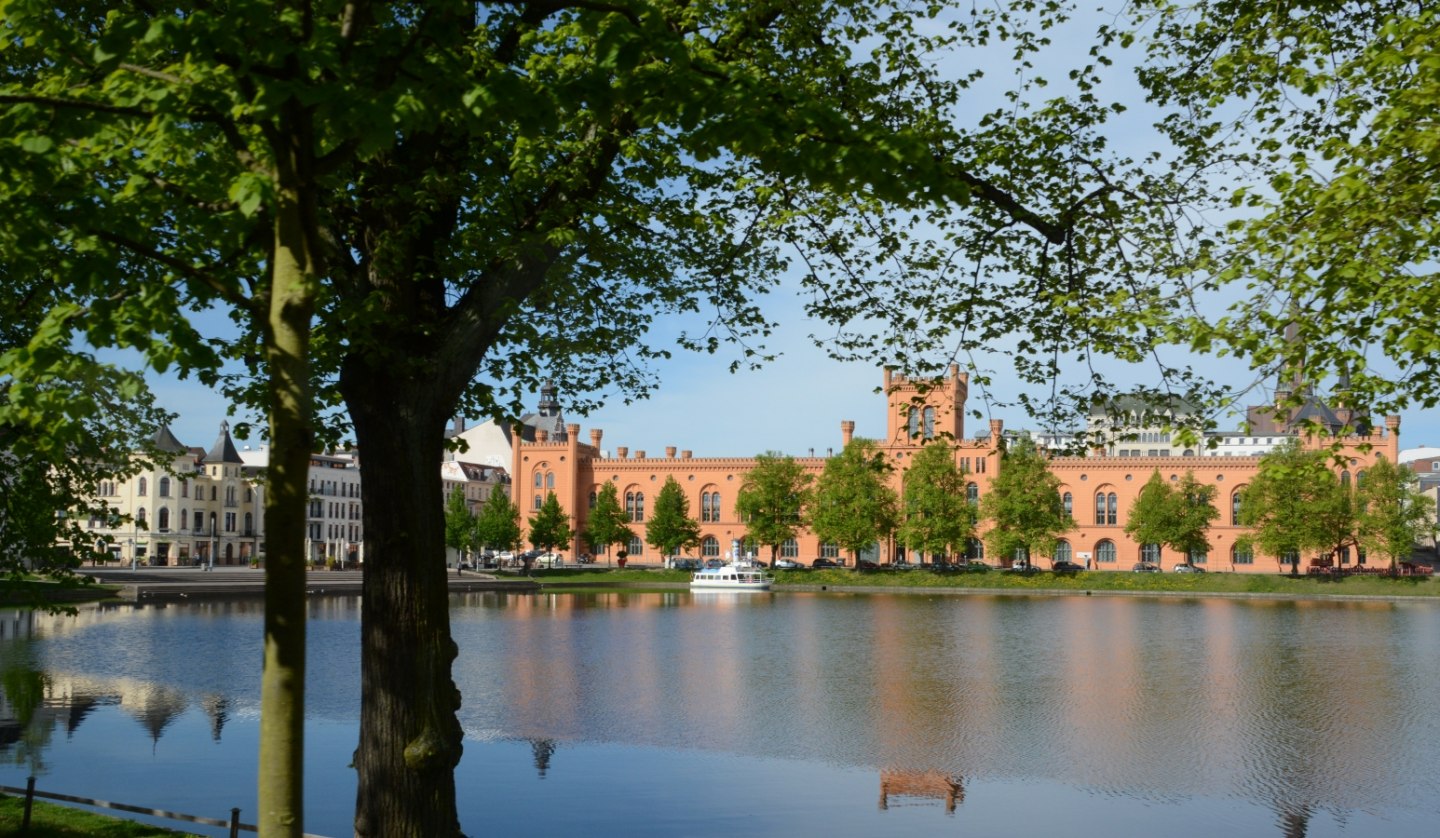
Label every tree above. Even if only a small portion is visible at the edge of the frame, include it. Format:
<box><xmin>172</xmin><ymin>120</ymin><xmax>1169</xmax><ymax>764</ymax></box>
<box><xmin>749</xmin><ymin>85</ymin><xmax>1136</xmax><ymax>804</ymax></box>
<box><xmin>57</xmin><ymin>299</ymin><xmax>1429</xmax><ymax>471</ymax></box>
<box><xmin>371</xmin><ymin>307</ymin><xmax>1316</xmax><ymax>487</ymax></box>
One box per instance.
<box><xmin>1132</xmin><ymin>2</ymin><xmax>1440</xmax><ymax>423</ymax></box>
<box><xmin>585</xmin><ymin>483</ymin><xmax>633</xmax><ymax>566</ymax></box>
<box><xmin>646</xmin><ymin>477</ymin><xmax>701</xmax><ymax>561</ymax></box>
<box><xmin>1124</xmin><ymin>470</ymin><xmax>1218</xmax><ymax>567</ymax></box>
<box><xmin>735</xmin><ymin>453</ymin><xmax>814</xmax><ymax>567</ymax></box>
<box><xmin>808</xmin><ymin>439</ymin><xmax>899</xmax><ymax>566</ymax></box>
<box><xmin>978</xmin><ymin>437</ymin><xmax>1071</xmax><ymax>567</ymax></box>
<box><xmin>443</xmin><ymin>487</ymin><xmax>474</xmax><ymax>565</ymax></box>
<box><xmin>1355</xmin><ymin>457</ymin><xmax>1431</xmax><ymax>571</ymax></box>
<box><xmin>527</xmin><ymin>494</ymin><xmax>573</xmax><ymax>556</ymax></box>
<box><xmin>896</xmin><ymin>441</ymin><xmax>974</xmax><ymax>565</ymax></box>
<box><xmin>474</xmin><ymin>490</ymin><xmax>523</xmax><ymax>557</ymax></box>
<box><xmin>3</xmin><ymin>4</ymin><xmax>1192</xmax><ymax>835</ymax></box>
<box><xmin>1239</xmin><ymin>442</ymin><xmax>1353</xmax><ymax>574</ymax></box>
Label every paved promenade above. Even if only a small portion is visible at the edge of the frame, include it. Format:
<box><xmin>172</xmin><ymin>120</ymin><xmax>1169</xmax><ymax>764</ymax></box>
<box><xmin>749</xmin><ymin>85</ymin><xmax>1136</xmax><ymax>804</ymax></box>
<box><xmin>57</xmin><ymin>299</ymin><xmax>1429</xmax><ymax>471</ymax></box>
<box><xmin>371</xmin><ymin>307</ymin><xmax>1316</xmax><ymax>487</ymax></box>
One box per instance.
<box><xmin>84</xmin><ymin>567</ymin><xmax>539</xmax><ymax>600</ymax></box>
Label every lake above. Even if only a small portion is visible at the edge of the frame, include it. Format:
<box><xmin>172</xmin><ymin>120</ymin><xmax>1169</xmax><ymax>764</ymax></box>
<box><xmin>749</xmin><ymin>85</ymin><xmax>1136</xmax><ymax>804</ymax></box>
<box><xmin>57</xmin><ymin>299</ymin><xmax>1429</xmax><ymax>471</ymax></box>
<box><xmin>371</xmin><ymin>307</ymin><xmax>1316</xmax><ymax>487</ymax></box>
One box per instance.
<box><xmin>2</xmin><ymin>590</ymin><xmax>1438</xmax><ymax>837</ymax></box>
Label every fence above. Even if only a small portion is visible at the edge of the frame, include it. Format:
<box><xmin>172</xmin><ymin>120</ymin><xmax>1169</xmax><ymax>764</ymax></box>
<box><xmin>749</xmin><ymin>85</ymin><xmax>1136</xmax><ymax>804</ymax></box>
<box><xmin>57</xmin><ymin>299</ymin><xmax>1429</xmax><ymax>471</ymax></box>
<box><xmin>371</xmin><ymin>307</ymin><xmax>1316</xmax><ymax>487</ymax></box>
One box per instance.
<box><xmin>1</xmin><ymin>777</ymin><xmax>328</xmax><ymax>838</ymax></box>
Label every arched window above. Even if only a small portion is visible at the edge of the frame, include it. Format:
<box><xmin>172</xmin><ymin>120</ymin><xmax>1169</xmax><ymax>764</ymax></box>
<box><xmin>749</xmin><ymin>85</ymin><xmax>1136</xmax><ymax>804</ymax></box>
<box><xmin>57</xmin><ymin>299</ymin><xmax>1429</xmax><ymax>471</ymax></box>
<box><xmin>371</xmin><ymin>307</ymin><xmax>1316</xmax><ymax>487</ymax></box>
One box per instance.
<box><xmin>158</xmin><ymin>508</ymin><xmax>170</xmax><ymax>530</ymax></box>
<box><xmin>1341</xmin><ymin>470</ymin><xmax>1351</xmax><ymax>488</ymax></box>
<box><xmin>588</xmin><ymin>491</ymin><xmax>597</xmax><ymax>509</ymax></box>
<box><xmin>1141</xmin><ymin>543</ymin><xmax>1161</xmax><ymax>564</ymax></box>
<box><xmin>534</xmin><ymin>472</ymin><xmax>543</xmax><ymax>488</ymax></box>
<box><xmin>1232</xmin><ymin>490</ymin><xmax>1243</xmax><ymax>525</ymax></box>
<box><xmin>923</xmin><ymin>407</ymin><xmax>936</xmax><ymax>439</ymax></box>
<box><xmin>707</xmin><ymin>492</ymin><xmax>721</xmax><ymax>523</ymax></box>
<box><xmin>1232</xmin><ymin>544</ymin><xmax>1254</xmax><ymax>565</ymax></box>
<box><xmin>180</xmin><ymin>509</ymin><xmax>188</xmax><ymax>530</ymax></box>
<box><xmin>138</xmin><ymin>477</ymin><xmax>148</xmax><ymax>496</ymax></box>
<box><xmin>1053</xmin><ymin>541</ymin><xmax>1072</xmax><ymax>563</ymax></box>
<box><xmin>625</xmin><ymin>491</ymin><xmax>645</xmax><ymax>522</ymax></box>
<box><xmin>545</xmin><ymin>472</ymin><xmax>555</xmax><ymax>489</ymax></box>
<box><xmin>781</xmin><ymin>538</ymin><xmax>798</xmax><ymax>558</ymax></box>
<box><xmin>1062</xmin><ymin>492</ymin><xmax>1073</xmax><ymax>516</ymax></box>
<box><xmin>136</xmin><ymin>507</ymin><xmax>148</xmax><ymax>528</ymax></box>
<box><xmin>159</xmin><ymin>477</ymin><xmax>171</xmax><ymax>497</ymax></box>
<box><xmin>1095</xmin><ymin>540</ymin><xmax>1117</xmax><ymax>564</ymax></box>
<box><xmin>907</xmin><ymin>406</ymin><xmax>919</xmax><ymax>438</ymax></box>
<box><xmin>181</xmin><ymin>480</ymin><xmax>189</xmax><ymax>498</ymax></box>
<box><xmin>966</xmin><ymin>483</ymin><xmax>979</xmax><ymax>506</ymax></box>
<box><xmin>701</xmin><ymin>536</ymin><xmax>720</xmax><ymax>557</ymax></box>
<box><xmin>1095</xmin><ymin>492</ymin><xmax>1107</xmax><ymax>525</ymax></box>
<box><xmin>211</xmin><ymin>486</ymin><xmax>217</xmax><ymax>501</ymax></box>
<box><xmin>1355</xmin><ymin>469</ymin><xmax>1366</xmax><ymax>487</ymax></box>
<box><xmin>1107</xmin><ymin>492</ymin><xmax>1118</xmax><ymax>525</ymax></box>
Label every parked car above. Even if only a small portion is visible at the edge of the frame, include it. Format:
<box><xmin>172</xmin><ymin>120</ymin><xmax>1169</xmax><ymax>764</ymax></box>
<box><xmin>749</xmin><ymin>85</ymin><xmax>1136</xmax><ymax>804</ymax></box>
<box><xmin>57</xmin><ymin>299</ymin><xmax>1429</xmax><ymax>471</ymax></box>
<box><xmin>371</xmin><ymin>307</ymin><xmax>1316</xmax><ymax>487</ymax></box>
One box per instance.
<box><xmin>962</xmin><ymin>561</ymin><xmax>991</xmax><ymax>572</ymax></box>
<box><xmin>1052</xmin><ymin>560</ymin><xmax>1085</xmax><ymax>572</ymax></box>
<box><xmin>1005</xmin><ymin>562</ymin><xmax>1039</xmax><ymax>573</ymax></box>
<box><xmin>672</xmin><ymin>558</ymin><xmax>701</xmax><ymax>571</ymax></box>
<box><xmin>1172</xmin><ymin>563</ymin><xmax>1207</xmax><ymax>573</ymax></box>
<box><xmin>1132</xmin><ymin>562</ymin><xmax>1160</xmax><ymax>573</ymax></box>
<box><xmin>855</xmin><ymin>559</ymin><xmax>880</xmax><ymax>570</ymax></box>
<box><xmin>704</xmin><ymin>559</ymin><xmax>726</xmax><ymax>569</ymax></box>
<box><xmin>811</xmin><ymin>558</ymin><xmax>842</xmax><ymax>569</ymax></box>
<box><xmin>774</xmin><ymin>558</ymin><xmax>801</xmax><ymax>569</ymax></box>
<box><xmin>534</xmin><ymin>552</ymin><xmax>564</xmax><ymax>567</ymax></box>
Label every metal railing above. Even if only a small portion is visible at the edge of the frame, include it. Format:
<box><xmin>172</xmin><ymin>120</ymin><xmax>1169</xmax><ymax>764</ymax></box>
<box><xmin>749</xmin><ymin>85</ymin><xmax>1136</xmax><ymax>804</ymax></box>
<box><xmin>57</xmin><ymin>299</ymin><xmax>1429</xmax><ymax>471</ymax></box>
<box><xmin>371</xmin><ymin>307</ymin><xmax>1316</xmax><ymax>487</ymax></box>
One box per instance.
<box><xmin>1</xmin><ymin>777</ymin><xmax>329</xmax><ymax>838</ymax></box>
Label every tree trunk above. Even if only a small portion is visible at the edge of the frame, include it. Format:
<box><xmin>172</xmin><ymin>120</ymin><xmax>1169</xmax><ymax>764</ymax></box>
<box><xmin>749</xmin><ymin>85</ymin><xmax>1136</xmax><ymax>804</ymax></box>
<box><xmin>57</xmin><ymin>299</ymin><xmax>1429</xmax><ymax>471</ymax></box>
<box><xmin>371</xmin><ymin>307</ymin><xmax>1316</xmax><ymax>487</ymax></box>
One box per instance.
<box><xmin>347</xmin><ymin>367</ymin><xmax>463</xmax><ymax>838</ymax></box>
<box><xmin>257</xmin><ymin>178</ymin><xmax>317</xmax><ymax>838</ymax></box>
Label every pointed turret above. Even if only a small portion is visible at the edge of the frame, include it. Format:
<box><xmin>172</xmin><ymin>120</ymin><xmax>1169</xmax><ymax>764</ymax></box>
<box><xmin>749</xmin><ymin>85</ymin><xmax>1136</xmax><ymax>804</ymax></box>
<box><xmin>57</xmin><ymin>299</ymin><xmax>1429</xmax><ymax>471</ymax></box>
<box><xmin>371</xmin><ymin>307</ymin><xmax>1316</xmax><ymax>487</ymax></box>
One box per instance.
<box><xmin>152</xmin><ymin>426</ymin><xmax>188</xmax><ymax>453</ymax></box>
<box><xmin>206</xmin><ymin>420</ymin><xmax>243</xmax><ymax>465</ymax></box>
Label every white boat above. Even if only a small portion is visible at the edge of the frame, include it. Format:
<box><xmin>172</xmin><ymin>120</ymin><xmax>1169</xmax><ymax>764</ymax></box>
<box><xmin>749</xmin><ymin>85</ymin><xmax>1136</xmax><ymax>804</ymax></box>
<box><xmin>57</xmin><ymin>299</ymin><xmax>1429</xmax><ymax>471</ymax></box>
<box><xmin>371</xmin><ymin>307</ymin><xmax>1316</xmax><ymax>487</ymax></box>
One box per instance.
<box><xmin>689</xmin><ymin>561</ymin><xmax>773</xmax><ymax>591</ymax></box>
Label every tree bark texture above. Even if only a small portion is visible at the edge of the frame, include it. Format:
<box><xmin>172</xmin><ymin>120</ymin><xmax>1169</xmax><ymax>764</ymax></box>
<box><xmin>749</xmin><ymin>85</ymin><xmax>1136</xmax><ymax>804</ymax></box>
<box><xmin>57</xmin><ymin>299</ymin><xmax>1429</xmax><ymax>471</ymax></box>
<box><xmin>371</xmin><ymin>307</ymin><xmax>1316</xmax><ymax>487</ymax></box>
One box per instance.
<box><xmin>347</xmin><ymin>364</ymin><xmax>464</xmax><ymax>838</ymax></box>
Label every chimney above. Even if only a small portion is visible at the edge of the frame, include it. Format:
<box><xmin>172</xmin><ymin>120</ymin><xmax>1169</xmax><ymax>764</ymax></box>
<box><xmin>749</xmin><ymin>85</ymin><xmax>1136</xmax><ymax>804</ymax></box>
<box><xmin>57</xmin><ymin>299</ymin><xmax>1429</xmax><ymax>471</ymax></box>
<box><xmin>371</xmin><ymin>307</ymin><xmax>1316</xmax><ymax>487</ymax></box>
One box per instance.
<box><xmin>666</xmin><ymin>446</ymin><xmax>676</xmax><ymax>458</ymax></box>
<box><xmin>617</xmin><ymin>446</ymin><xmax>628</xmax><ymax>459</ymax></box>
<box><xmin>841</xmin><ymin>421</ymin><xmax>855</xmax><ymax>446</ymax></box>
<box><xmin>536</xmin><ymin>429</ymin><xmax>549</xmax><ymax>443</ymax></box>
<box><xmin>682</xmin><ymin>450</ymin><xmax>692</xmax><ymax>459</ymax></box>
<box><xmin>634</xmin><ymin>450</ymin><xmax>645</xmax><ymax>459</ymax></box>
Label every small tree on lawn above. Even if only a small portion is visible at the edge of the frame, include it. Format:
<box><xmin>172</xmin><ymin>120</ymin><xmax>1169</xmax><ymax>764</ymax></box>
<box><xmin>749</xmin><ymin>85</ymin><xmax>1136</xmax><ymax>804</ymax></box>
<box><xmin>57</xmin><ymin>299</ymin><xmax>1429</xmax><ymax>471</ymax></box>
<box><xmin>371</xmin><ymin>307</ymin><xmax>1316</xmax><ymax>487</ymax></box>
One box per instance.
<box><xmin>1356</xmin><ymin>456</ymin><xmax>1431</xmax><ymax>571</ymax></box>
<box><xmin>475</xmin><ymin>490</ymin><xmax>523</xmax><ymax>558</ymax></box>
<box><xmin>735</xmin><ymin>452</ymin><xmax>814</xmax><ymax>568</ymax></box>
<box><xmin>897</xmin><ymin>441</ymin><xmax>974</xmax><ymax>565</ymax></box>
<box><xmin>978</xmin><ymin>436</ymin><xmax>1072</xmax><ymax>567</ymax></box>
<box><xmin>443</xmin><ymin>487</ymin><xmax>474</xmax><ymax>566</ymax></box>
<box><xmin>808</xmin><ymin>438</ymin><xmax>899</xmax><ymax>567</ymax></box>
<box><xmin>1125</xmin><ymin>470</ymin><xmax>1218</xmax><ymax>567</ymax></box>
<box><xmin>1239</xmin><ymin>441</ymin><xmax>1352</xmax><ymax>574</ymax></box>
<box><xmin>586</xmin><ymin>482</ymin><xmax>634</xmax><ymax>566</ymax></box>
<box><xmin>528</xmin><ymin>493</ymin><xmax>573</xmax><ymax>556</ymax></box>
<box><xmin>646</xmin><ymin>477</ymin><xmax>701</xmax><ymax>562</ymax></box>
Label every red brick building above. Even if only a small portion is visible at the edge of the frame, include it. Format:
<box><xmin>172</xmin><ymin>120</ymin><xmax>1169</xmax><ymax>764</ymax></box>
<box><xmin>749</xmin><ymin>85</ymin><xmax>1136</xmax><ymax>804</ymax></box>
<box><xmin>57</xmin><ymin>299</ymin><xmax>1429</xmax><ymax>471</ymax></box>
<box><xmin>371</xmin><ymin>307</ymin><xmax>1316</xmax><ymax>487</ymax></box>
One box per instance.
<box><xmin>510</xmin><ymin>367</ymin><xmax>1399</xmax><ymax>572</ymax></box>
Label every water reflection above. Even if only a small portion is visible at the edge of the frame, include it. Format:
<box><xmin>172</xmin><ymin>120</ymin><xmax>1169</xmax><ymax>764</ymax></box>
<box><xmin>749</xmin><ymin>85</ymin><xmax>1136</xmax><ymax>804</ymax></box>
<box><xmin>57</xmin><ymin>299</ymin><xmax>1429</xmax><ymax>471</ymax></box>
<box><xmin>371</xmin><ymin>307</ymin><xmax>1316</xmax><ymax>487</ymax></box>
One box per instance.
<box><xmin>3</xmin><ymin>593</ymin><xmax>1439</xmax><ymax>838</ymax></box>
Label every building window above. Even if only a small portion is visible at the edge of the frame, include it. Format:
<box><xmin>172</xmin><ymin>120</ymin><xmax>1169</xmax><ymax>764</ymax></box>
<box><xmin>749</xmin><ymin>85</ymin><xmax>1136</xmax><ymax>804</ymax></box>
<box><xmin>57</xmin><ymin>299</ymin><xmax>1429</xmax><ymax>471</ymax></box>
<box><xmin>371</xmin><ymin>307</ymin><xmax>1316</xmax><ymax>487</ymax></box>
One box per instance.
<box><xmin>633</xmin><ymin>492</ymin><xmax>645</xmax><ymax>522</ymax></box>
<box><xmin>1141</xmin><ymin>543</ymin><xmax>1161</xmax><ymax>564</ymax></box>
<box><xmin>701</xmin><ymin>491</ymin><xmax>720</xmax><ymax>522</ymax></box>
<box><xmin>820</xmin><ymin>542</ymin><xmax>839</xmax><ymax>559</ymax></box>
<box><xmin>908</xmin><ymin>406</ymin><xmax>919</xmax><ymax>439</ymax></box>
<box><xmin>1107</xmin><ymin>492</ymin><xmax>1118</xmax><ymax>525</ymax></box>
<box><xmin>159</xmin><ymin>477</ymin><xmax>171</xmax><ymax>497</ymax></box>
<box><xmin>966</xmin><ymin>483</ymin><xmax>979</xmax><ymax>506</ymax></box>
<box><xmin>225</xmin><ymin>512</ymin><xmax>236</xmax><ymax>532</ymax></box>
<box><xmin>533</xmin><ymin>494</ymin><xmax>542</xmax><ymax>510</ymax></box>
<box><xmin>701</xmin><ymin>536</ymin><xmax>719</xmax><ymax>557</ymax></box>
<box><xmin>1054</xmin><ymin>540</ymin><xmax>1072</xmax><ymax>564</ymax></box>
<box><xmin>546</xmin><ymin>472</ymin><xmax>555</xmax><ymax>489</ymax></box>
<box><xmin>1062</xmin><ymin>492</ymin><xmax>1073</xmax><ymax>516</ymax></box>
<box><xmin>138</xmin><ymin>477</ymin><xmax>147</xmax><ymax>496</ymax></box>
<box><xmin>245</xmin><ymin>512</ymin><xmax>253</xmax><ymax>534</ymax></box>
<box><xmin>181</xmin><ymin>480</ymin><xmax>189</xmax><ymax>498</ymax></box>
<box><xmin>923</xmin><ymin>407</ymin><xmax>935</xmax><ymax>439</ymax></box>
<box><xmin>1231</xmin><ymin>491</ymin><xmax>1243</xmax><ymax>525</ymax></box>
<box><xmin>964</xmin><ymin>538</ymin><xmax>984</xmax><ymax>561</ymax></box>
<box><xmin>1189</xmin><ymin>549</ymin><xmax>1207</xmax><ymax>565</ymax></box>
<box><xmin>627</xmin><ymin>536</ymin><xmax>644</xmax><ymax>556</ymax></box>
<box><xmin>158</xmin><ymin>508</ymin><xmax>170</xmax><ymax>531</ymax></box>
<box><xmin>588</xmin><ymin>491</ymin><xmax>597</xmax><ymax>510</ymax></box>
<box><xmin>180</xmin><ymin>509</ymin><xmax>188</xmax><ymax>530</ymax></box>
<box><xmin>534</xmin><ymin>472</ymin><xmax>543</xmax><ymax>488</ymax></box>
<box><xmin>136</xmin><ymin>508</ymin><xmax>148</xmax><ymax>529</ymax></box>
<box><xmin>781</xmin><ymin>538</ymin><xmax>798</xmax><ymax>558</ymax></box>
<box><xmin>1355</xmin><ymin>470</ymin><xmax>1366</xmax><ymax>488</ymax></box>
<box><xmin>1233</xmin><ymin>545</ymin><xmax>1254</xmax><ymax>565</ymax></box>
<box><xmin>1096</xmin><ymin>540</ymin><xmax>1117</xmax><ymax>564</ymax></box>
<box><xmin>1341</xmin><ymin>470</ymin><xmax>1351</xmax><ymax>488</ymax></box>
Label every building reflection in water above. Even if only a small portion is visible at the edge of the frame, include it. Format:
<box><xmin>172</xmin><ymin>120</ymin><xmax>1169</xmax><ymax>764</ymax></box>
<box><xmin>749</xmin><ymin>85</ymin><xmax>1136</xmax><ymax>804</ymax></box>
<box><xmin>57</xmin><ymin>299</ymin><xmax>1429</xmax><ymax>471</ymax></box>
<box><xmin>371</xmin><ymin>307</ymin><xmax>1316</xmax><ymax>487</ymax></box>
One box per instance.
<box><xmin>877</xmin><ymin>769</ymin><xmax>964</xmax><ymax>815</ymax></box>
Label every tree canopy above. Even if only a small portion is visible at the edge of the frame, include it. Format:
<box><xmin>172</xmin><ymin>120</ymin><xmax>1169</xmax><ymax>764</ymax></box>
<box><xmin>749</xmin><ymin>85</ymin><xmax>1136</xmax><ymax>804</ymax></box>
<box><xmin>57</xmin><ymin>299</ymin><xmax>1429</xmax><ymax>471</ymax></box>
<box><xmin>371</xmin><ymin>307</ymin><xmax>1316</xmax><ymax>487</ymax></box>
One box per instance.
<box><xmin>807</xmin><ymin>438</ymin><xmax>898</xmax><ymax>564</ymax></box>
<box><xmin>474</xmin><ymin>489</ymin><xmax>523</xmax><ymax>556</ymax></box>
<box><xmin>735</xmin><ymin>452</ymin><xmax>813</xmax><ymax>566</ymax></box>
<box><xmin>527</xmin><ymin>494</ymin><xmax>573</xmax><ymax>555</ymax></box>
<box><xmin>1239</xmin><ymin>442</ymin><xmax>1353</xmax><ymax>573</ymax></box>
<box><xmin>897</xmin><ymin>441</ymin><xmax>974</xmax><ymax>563</ymax></box>
<box><xmin>1354</xmin><ymin>457</ymin><xmax>1431</xmax><ymax>569</ymax></box>
<box><xmin>1124</xmin><ymin>470</ymin><xmax>1218</xmax><ymax>566</ymax></box>
<box><xmin>646</xmin><ymin>476</ymin><xmax>701</xmax><ymax>559</ymax></box>
<box><xmin>584</xmin><ymin>482</ymin><xmax>634</xmax><ymax>562</ymax></box>
<box><xmin>978</xmin><ymin>437</ymin><xmax>1071</xmax><ymax>566</ymax></box>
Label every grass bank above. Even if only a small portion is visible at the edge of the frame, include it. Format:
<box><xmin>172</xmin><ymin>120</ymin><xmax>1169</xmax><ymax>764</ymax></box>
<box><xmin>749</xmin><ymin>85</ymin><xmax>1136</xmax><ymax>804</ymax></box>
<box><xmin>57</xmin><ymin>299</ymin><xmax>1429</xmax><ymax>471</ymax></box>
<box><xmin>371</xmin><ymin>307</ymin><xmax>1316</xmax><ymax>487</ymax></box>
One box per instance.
<box><xmin>524</xmin><ymin>566</ymin><xmax>1440</xmax><ymax>599</ymax></box>
<box><xmin>0</xmin><ymin>793</ymin><xmax>198</xmax><ymax>837</ymax></box>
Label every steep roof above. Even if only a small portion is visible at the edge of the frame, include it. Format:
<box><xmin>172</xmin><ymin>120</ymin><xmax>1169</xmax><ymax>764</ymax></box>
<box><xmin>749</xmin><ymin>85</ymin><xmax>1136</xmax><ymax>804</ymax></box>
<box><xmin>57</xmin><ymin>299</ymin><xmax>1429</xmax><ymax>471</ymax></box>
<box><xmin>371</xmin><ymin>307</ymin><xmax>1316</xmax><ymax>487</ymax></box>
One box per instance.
<box><xmin>152</xmin><ymin>426</ymin><xmax>188</xmax><ymax>453</ymax></box>
<box><xmin>205</xmin><ymin>421</ymin><xmax>243</xmax><ymax>465</ymax></box>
